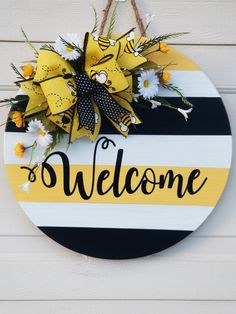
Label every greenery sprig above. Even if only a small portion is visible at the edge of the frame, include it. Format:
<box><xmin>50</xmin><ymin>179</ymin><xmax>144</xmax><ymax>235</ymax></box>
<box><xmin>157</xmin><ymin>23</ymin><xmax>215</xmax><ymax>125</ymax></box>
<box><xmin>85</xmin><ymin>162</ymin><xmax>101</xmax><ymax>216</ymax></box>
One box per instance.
<box><xmin>139</xmin><ymin>32</ymin><xmax>189</xmax><ymax>52</ymax></box>
<box><xmin>44</xmin><ymin>127</ymin><xmax>65</xmax><ymax>156</ymax></box>
<box><xmin>107</xmin><ymin>2</ymin><xmax>118</xmax><ymax>38</ymax></box>
<box><xmin>91</xmin><ymin>8</ymin><xmax>99</xmax><ymax>34</ymax></box>
<box><xmin>11</xmin><ymin>63</ymin><xmax>24</xmax><ymax>79</ymax></box>
<box><xmin>162</xmin><ymin>84</ymin><xmax>193</xmax><ymax>107</ymax></box>
<box><xmin>41</xmin><ymin>44</ymin><xmax>55</xmax><ymax>51</ymax></box>
<box><xmin>0</xmin><ymin>96</ymin><xmax>28</xmax><ymax>109</ymax></box>
<box><xmin>59</xmin><ymin>36</ymin><xmax>83</xmax><ymax>55</ymax></box>
<box><xmin>21</xmin><ymin>27</ymin><xmax>38</xmax><ymax>57</ymax></box>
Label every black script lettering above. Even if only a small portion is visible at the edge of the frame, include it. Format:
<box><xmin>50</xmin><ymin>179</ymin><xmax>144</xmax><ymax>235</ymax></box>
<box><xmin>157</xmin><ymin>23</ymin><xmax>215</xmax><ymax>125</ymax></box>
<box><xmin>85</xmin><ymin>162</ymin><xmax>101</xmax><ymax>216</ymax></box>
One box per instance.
<box><xmin>112</xmin><ymin>149</ymin><xmax>124</xmax><ymax>197</ymax></box>
<box><xmin>41</xmin><ymin>137</ymin><xmax>116</xmax><ymax>200</ymax></box>
<box><xmin>159</xmin><ymin>169</ymin><xmax>207</xmax><ymax>198</ymax></box>
<box><xmin>141</xmin><ymin>168</ymin><xmax>158</xmax><ymax>195</ymax></box>
<box><xmin>125</xmin><ymin>168</ymin><xmax>140</xmax><ymax>194</ymax></box>
<box><xmin>97</xmin><ymin>170</ymin><xmax>111</xmax><ymax>195</ymax></box>
<box><xmin>38</xmin><ymin>136</ymin><xmax>208</xmax><ymax>200</ymax></box>
<box><xmin>187</xmin><ymin>169</ymin><xmax>208</xmax><ymax>195</ymax></box>
<box><xmin>41</xmin><ymin>157</ymin><xmax>57</xmax><ymax>188</ymax></box>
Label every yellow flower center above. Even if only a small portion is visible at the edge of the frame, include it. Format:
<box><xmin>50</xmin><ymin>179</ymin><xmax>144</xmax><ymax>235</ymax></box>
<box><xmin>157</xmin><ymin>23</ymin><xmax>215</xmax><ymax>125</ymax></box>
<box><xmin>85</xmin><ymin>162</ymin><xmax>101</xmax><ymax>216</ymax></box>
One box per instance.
<box><xmin>144</xmin><ymin>80</ymin><xmax>149</xmax><ymax>88</ymax></box>
<box><xmin>66</xmin><ymin>46</ymin><xmax>74</xmax><ymax>52</ymax></box>
<box><xmin>38</xmin><ymin>128</ymin><xmax>46</xmax><ymax>136</ymax></box>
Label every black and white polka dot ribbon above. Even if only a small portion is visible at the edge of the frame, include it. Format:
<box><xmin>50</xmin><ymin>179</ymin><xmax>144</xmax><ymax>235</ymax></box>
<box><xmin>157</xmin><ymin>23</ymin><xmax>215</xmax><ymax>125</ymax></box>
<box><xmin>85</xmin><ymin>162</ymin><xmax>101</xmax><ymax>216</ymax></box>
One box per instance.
<box><xmin>74</xmin><ymin>72</ymin><xmax>130</xmax><ymax>134</ymax></box>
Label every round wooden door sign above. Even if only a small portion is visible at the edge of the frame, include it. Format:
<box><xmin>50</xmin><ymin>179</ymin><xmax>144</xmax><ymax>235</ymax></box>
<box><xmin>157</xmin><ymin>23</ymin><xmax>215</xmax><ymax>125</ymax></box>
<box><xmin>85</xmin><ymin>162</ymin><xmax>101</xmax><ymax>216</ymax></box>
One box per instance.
<box><xmin>4</xmin><ymin>48</ymin><xmax>232</xmax><ymax>259</ymax></box>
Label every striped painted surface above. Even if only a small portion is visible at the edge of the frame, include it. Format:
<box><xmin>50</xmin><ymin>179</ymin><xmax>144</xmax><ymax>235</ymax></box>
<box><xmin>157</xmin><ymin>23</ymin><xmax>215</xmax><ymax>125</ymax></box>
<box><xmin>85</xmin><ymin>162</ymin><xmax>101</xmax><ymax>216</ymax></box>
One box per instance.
<box><xmin>4</xmin><ymin>48</ymin><xmax>232</xmax><ymax>259</ymax></box>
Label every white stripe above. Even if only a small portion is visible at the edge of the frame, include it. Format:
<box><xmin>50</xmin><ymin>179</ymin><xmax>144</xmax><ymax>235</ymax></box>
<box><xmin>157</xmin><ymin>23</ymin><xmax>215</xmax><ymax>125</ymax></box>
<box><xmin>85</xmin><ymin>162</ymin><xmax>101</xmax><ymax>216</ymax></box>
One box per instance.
<box><xmin>159</xmin><ymin>71</ymin><xmax>220</xmax><ymax>98</ymax></box>
<box><xmin>19</xmin><ymin>202</ymin><xmax>213</xmax><ymax>231</ymax></box>
<box><xmin>4</xmin><ymin>133</ymin><xmax>232</xmax><ymax>168</ymax></box>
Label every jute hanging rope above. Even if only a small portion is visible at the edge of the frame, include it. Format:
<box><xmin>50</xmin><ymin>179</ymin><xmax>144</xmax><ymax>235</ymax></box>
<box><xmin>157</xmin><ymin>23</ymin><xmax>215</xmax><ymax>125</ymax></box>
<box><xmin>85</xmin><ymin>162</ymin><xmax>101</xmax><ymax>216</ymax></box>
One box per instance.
<box><xmin>99</xmin><ymin>0</ymin><xmax>146</xmax><ymax>36</ymax></box>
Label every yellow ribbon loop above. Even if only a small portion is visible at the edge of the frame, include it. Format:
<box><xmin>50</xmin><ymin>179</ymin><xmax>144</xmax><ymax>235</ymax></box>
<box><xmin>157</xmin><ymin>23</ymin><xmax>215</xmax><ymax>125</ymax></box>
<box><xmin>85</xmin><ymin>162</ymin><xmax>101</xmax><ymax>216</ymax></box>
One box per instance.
<box><xmin>33</xmin><ymin>50</ymin><xmax>77</xmax><ymax>115</ymax></box>
<box><xmin>84</xmin><ymin>33</ymin><xmax>129</xmax><ymax>94</ymax></box>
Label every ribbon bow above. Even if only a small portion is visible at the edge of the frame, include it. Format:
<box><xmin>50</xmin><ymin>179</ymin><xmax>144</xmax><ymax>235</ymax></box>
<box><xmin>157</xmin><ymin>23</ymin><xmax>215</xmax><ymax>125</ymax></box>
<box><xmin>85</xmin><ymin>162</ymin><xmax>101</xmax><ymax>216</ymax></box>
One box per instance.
<box><xmin>19</xmin><ymin>31</ymin><xmax>147</xmax><ymax>142</ymax></box>
<box><xmin>74</xmin><ymin>71</ymin><xmax>134</xmax><ymax>135</ymax></box>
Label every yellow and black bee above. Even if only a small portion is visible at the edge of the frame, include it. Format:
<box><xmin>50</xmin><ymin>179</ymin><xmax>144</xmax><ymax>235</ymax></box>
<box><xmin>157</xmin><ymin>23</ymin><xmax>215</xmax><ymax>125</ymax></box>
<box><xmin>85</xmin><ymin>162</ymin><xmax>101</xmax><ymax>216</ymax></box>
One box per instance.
<box><xmin>92</xmin><ymin>34</ymin><xmax>116</xmax><ymax>51</ymax></box>
<box><xmin>120</xmin><ymin>113</ymin><xmax>132</xmax><ymax>128</ymax></box>
<box><xmin>124</xmin><ymin>32</ymin><xmax>139</xmax><ymax>57</ymax></box>
<box><xmin>90</xmin><ymin>70</ymin><xmax>97</xmax><ymax>81</ymax></box>
<box><xmin>60</xmin><ymin>108</ymin><xmax>74</xmax><ymax>128</ymax></box>
<box><xmin>124</xmin><ymin>38</ymin><xmax>135</xmax><ymax>54</ymax></box>
<box><xmin>98</xmin><ymin>36</ymin><xmax>111</xmax><ymax>51</ymax></box>
<box><xmin>90</xmin><ymin>69</ymin><xmax>108</xmax><ymax>84</ymax></box>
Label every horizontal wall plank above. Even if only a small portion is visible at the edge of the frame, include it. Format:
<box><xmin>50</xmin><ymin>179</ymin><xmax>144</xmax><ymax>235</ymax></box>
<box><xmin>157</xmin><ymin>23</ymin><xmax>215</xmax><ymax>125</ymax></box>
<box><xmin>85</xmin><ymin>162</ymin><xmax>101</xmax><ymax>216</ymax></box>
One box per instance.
<box><xmin>0</xmin><ymin>258</ymin><xmax>236</xmax><ymax>300</ymax></box>
<box><xmin>1</xmin><ymin>300</ymin><xmax>236</xmax><ymax>314</ymax></box>
<box><xmin>0</xmin><ymin>1</ymin><xmax>235</xmax><ymax>44</ymax></box>
<box><xmin>0</xmin><ymin>43</ymin><xmax>235</xmax><ymax>93</ymax></box>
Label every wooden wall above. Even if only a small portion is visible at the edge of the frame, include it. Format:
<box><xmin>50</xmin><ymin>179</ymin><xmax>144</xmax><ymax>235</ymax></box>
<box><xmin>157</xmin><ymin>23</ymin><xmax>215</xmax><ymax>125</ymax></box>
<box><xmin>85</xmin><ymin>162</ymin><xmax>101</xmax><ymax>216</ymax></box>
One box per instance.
<box><xmin>0</xmin><ymin>1</ymin><xmax>236</xmax><ymax>313</ymax></box>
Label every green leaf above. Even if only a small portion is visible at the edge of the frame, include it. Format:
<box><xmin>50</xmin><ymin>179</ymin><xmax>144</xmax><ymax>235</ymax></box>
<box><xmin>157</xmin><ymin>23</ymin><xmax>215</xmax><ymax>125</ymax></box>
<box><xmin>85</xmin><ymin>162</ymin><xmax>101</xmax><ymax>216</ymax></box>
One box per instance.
<box><xmin>139</xmin><ymin>32</ymin><xmax>189</xmax><ymax>52</ymax></box>
<box><xmin>91</xmin><ymin>8</ymin><xmax>99</xmax><ymax>34</ymax></box>
<box><xmin>44</xmin><ymin>127</ymin><xmax>66</xmax><ymax>157</ymax></box>
<box><xmin>11</xmin><ymin>63</ymin><xmax>24</xmax><ymax>79</ymax></box>
<box><xmin>107</xmin><ymin>2</ymin><xmax>118</xmax><ymax>38</ymax></box>
<box><xmin>162</xmin><ymin>84</ymin><xmax>193</xmax><ymax>107</ymax></box>
<box><xmin>21</xmin><ymin>27</ymin><xmax>38</xmax><ymax>57</ymax></box>
<box><xmin>59</xmin><ymin>36</ymin><xmax>83</xmax><ymax>55</ymax></box>
<box><xmin>41</xmin><ymin>44</ymin><xmax>55</xmax><ymax>52</ymax></box>
<box><xmin>0</xmin><ymin>96</ymin><xmax>28</xmax><ymax>109</ymax></box>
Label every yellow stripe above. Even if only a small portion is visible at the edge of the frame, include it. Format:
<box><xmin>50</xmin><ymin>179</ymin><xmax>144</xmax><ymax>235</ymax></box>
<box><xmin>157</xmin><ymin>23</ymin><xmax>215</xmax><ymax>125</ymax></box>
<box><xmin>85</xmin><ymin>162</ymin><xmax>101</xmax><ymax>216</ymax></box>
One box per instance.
<box><xmin>99</xmin><ymin>43</ymin><xmax>109</xmax><ymax>47</ymax></box>
<box><xmin>6</xmin><ymin>165</ymin><xmax>229</xmax><ymax>206</ymax></box>
<box><xmin>99</xmin><ymin>44</ymin><xmax>109</xmax><ymax>50</ymax></box>
<box><xmin>125</xmin><ymin>44</ymin><xmax>134</xmax><ymax>54</ymax></box>
<box><xmin>122</xmin><ymin>116</ymin><xmax>131</xmax><ymax>125</ymax></box>
<box><xmin>99</xmin><ymin>37</ymin><xmax>109</xmax><ymax>43</ymax></box>
<box><xmin>99</xmin><ymin>39</ymin><xmax>109</xmax><ymax>45</ymax></box>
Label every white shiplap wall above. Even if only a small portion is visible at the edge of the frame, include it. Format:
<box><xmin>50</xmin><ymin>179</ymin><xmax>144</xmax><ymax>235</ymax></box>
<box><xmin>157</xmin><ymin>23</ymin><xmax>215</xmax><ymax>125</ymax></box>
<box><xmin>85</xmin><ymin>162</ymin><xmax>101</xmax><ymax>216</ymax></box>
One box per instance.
<box><xmin>0</xmin><ymin>0</ymin><xmax>236</xmax><ymax>313</ymax></box>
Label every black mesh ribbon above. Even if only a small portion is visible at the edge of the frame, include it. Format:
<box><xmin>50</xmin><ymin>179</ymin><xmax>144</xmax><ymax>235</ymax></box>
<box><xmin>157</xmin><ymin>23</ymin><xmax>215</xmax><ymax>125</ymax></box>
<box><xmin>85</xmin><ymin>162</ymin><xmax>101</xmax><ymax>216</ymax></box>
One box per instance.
<box><xmin>74</xmin><ymin>72</ymin><xmax>130</xmax><ymax>134</ymax></box>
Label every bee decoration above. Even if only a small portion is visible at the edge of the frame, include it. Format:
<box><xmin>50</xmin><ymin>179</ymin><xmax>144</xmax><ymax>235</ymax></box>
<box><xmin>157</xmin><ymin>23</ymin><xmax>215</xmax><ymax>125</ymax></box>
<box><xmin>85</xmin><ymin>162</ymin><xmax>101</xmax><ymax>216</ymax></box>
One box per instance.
<box><xmin>90</xmin><ymin>69</ymin><xmax>115</xmax><ymax>91</ymax></box>
<box><xmin>66</xmin><ymin>81</ymin><xmax>77</xmax><ymax>96</ymax></box>
<box><xmin>59</xmin><ymin>107</ymin><xmax>74</xmax><ymax>128</ymax></box>
<box><xmin>119</xmin><ymin>113</ymin><xmax>136</xmax><ymax>132</ymax></box>
<box><xmin>91</xmin><ymin>70</ymin><xmax>108</xmax><ymax>84</ymax></box>
<box><xmin>124</xmin><ymin>31</ymin><xmax>140</xmax><ymax>57</ymax></box>
<box><xmin>92</xmin><ymin>33</ymin><xmax>116</xmax><ymax>51</ymax></box>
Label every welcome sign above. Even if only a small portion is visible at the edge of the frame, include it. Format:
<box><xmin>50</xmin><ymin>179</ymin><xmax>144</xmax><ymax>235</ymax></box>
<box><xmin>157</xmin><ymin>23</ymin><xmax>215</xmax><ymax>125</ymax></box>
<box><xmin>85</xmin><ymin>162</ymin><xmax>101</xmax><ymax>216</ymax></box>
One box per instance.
<box><xmin>4</xmin><ymin>48</ymin><xmax>232</xmax><ymax>259</ymax></box>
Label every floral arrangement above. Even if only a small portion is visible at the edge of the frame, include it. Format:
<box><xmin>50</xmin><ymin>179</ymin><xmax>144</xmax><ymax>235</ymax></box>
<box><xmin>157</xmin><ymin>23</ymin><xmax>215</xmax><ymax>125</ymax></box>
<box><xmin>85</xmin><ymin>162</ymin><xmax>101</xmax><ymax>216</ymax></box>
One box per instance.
<box><xmin>1</xmin><ymin>9</ymin><xmax>192</xmax><ymax>172</ymax></box>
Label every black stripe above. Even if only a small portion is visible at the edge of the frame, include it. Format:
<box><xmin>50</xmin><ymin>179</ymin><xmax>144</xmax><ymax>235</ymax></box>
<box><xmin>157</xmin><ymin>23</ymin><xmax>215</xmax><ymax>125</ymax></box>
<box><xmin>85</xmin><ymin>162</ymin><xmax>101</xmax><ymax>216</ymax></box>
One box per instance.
<box><xmin>39</xmin><ymin>226</ymin><xmax>191</xmax><ymax>259</ymax></box>
<box><xmin>5</xmin><ymin>97</ymin><xmax>231</xmax><ymax>135</ymax></box>
<box><xmin>99</xmin><ymin>37</ymin><xmax>110</xmax><ymax>43</ymax></box>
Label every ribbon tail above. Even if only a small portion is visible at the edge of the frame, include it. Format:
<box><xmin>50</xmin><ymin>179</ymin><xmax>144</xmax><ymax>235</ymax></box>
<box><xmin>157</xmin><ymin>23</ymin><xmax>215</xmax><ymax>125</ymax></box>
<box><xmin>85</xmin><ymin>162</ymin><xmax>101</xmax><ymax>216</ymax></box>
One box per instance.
<box><xmin>77</xmin><ymin>95</ymin><xmax>96</xmax><ymax>134</ymax></box>
<box><xmin>93</xmin><ymin>84</ymin><xmax>132</xmax><ymax>136</ymax></box>
<box><xmin>68</xmin><ymin>105</ymin><xmax>78</xmax><ymax>143</ymax></box>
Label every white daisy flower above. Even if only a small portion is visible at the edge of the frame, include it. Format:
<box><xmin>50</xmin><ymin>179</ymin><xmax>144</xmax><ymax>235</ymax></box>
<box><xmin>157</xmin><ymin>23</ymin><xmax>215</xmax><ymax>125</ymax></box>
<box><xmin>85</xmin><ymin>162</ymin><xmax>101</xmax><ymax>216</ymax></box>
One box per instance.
<box><xmin>177</xmin><ymin>108</ymin><xmax>193</xmax><ymax>121</ymax></box>
<box><xmin>138</xmin><ymin>69</ymin><xmax>159</xmax><ymax>99</ymax></box>
<box><xmin>27</xmin><ymin>119</ymin><xmax>53</xmax><ymax>148</ymax></box>
<box><xmin>54</xmin><ymin>33</ymin><xmax>81</xmax><ymax>61</ymax></box>
<box><xmin>145</xmin><ymin>13</ymin><xmax>156</xmax><ymax>25</ymax></box>
<box><xmin>19</xmin><ymin>181</ymin><xmax>30</xmax><ymax>193</ymax></box>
